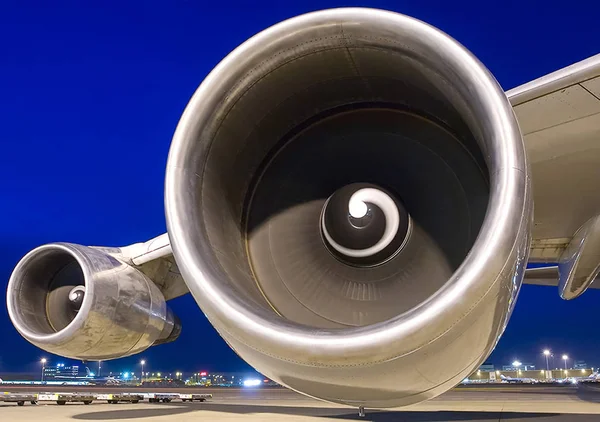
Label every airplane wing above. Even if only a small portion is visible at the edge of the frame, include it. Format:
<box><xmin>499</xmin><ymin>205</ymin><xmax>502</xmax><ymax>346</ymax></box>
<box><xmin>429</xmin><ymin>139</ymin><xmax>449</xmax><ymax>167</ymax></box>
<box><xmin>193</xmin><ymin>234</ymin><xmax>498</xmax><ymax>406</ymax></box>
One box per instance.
<box><xmin>507</xmin><ymin>55</ymin><xmax>600</xmax><ymax>297</ymax></box>
<box><xmin>93</xmin><ymin>234</ymin><xmax>189</xmax><ymax>301</ymax></box>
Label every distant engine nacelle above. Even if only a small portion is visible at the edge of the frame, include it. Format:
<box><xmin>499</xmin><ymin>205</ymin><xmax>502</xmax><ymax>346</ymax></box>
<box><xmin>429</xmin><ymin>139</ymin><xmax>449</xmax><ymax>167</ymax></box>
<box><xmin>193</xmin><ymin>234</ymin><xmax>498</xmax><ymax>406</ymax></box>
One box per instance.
<box><xmin>6</xmin><ymin>243</ymin><xmax>180</xmax><ymax>360</ymax></box>
<box><xmin>164</xmin><ymin>8</ymin><xmax>531</xmax><ymax>408</ymax></box>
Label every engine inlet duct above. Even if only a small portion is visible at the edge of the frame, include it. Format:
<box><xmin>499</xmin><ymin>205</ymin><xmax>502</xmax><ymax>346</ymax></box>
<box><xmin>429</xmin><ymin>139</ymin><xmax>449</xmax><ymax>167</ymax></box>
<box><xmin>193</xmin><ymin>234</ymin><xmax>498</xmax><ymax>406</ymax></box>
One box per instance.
<box><xmin>165</xmin><ymin>7</ymin><xmax>531</xmax><ymax>407</ymax></box>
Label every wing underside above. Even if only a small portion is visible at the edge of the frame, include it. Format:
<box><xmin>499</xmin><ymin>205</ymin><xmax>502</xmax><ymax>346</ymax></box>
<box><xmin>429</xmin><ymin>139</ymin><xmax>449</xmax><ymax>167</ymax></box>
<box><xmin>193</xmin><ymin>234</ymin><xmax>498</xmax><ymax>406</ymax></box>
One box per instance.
<box><xmin>509</xmin><ymin>54</ymin><xmax>600</xmax><ymax>291</ymax></box>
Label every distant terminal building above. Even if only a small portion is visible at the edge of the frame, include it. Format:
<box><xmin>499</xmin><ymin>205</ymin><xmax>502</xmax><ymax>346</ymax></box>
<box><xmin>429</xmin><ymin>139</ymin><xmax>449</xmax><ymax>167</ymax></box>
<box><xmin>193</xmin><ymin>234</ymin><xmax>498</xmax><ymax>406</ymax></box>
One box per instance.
<box><xmin>467</xmin><ymin>367</ymin><xmax>594</xmax><ymax>383</ymax></box>
<box><xmin>478</xmin><ymin>364</ymin><xmax>495</xmax><ymax>372</ymax></box>
<box><xmin>134</xmin><ymin>370</ymin><xmax>278</xmax><ymax>388</ymax></box>
<box><xmin>182</xmin><ymin>372</ymin><xmax>278</xmax><ymax>387</ymax></box>
<box><xmin>574</xmin><ymin>360</ymin><xmax>588</xmax><ymax>370</ymax></box>
<box><xmin>502</xmin><ymin>363</ymin><xmax>535</xmax><ymax>371</ymax></box>
<box><xmin>44</xmin><ymin>363</ymin><xmax>91</xmax><ymax>381</ymax></box>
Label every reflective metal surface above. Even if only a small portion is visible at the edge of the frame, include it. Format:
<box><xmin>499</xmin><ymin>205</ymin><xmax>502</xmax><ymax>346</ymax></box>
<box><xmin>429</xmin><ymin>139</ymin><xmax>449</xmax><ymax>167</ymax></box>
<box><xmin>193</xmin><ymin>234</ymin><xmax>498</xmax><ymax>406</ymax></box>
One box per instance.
<box><xmin>509</xmin><ymin>55</ymin><xmax>600</xmax><ymax>262</ymax></box>
<box><xmin>6</xmin><ymin>243</ymin><xmax>180</xmax><ymax>360</ymax></box>
<box><xmin>165</xmin><ymin>8</ymin><xmax>531</xmax><ymax>408</ymax></box>
<box><xmin>507</xmin><ymin>54</ymin><xmax>600</xmax><ymax>105</ymax></box>
<box><xmin>558</xmin><ymin>215</ymin><xmax>600</xmax><ymax>299</ymax></box>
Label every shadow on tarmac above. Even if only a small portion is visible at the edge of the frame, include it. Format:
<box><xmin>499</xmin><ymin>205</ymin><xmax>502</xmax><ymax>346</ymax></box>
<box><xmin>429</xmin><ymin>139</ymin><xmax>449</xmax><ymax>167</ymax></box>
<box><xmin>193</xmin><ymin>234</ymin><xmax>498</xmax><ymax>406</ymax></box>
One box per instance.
<box><xmin>71</xmin><ymin>402</ymin><xmax>588</xmax><ymax>421</ymax></box>
<box><xmin>576</xmin><ymin>384</ymin><xmax>600</xmax><ymax>404</ymax></box>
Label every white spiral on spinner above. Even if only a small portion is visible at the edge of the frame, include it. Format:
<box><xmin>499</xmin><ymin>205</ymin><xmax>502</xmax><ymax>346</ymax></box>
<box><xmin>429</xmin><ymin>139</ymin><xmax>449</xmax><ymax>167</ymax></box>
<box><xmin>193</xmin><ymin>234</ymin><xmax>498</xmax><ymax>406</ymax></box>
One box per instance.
<box><xmin>322</xmin><ymin>188</ymin><xmax>400</xmax><ymax>258</ymax></box>
<box><xmin>68</xmin><ymin>286</ymin><xmax>86</xmax><ymax>304</ymax></box>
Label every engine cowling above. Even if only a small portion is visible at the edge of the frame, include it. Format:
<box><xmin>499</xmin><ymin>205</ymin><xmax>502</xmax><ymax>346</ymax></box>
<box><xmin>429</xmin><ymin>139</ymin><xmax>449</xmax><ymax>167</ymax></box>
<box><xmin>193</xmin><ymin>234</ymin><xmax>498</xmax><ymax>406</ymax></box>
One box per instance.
<box><xmin>6</xmin><ymin>243</ymin><xmax>180</xmax><ymax>360</ymax></box>
<box><xmin>165</xmin><ymin>8</ymin><xmax>532</xmax><ymax>408</ymax></box>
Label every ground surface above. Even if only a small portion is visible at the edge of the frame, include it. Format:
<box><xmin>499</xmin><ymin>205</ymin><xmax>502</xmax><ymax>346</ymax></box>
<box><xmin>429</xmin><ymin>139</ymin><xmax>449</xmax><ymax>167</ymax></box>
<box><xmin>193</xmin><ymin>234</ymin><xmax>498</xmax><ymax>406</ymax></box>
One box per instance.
<box><xmin>3</xmin><ymin>384</ymin><xmax>600</xmax><ymax>421</ymax></box>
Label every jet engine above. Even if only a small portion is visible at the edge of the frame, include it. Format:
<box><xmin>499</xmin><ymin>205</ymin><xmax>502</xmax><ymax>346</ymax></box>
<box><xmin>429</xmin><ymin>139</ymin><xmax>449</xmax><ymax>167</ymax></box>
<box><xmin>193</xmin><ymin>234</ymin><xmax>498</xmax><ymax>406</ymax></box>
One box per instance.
<box><xmin>6</xmin><ymin>243</ymin><xmax>180</xmax><ymax>360</ymax></box>
<box><xmin>165</xmin><ymin>8</ymin><xmax>531</xmax><ymax>407</ymax></box>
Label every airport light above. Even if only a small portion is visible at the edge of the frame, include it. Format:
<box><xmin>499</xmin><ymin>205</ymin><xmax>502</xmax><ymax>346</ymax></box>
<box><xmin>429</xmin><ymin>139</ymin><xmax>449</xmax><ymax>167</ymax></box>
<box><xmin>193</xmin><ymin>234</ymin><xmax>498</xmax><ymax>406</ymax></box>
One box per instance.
<box><xmin>98</xmin><ymin>360</ymin><xmax>102</xmax><ymax>377</ymax></box>
<box><xmin>243</xmin><ymin>379</ymin><xmax>261</xmax><ymax>387</ymax></box>
<box><xmin>40</xmin><ymin>358</ymin><xmax>47</xmax><ymax>382</ymax></box>
<box><xmin>140</xmin><ymin>360</ymin><xmax>146</xmax><ymax>382</ymax></box>
<box><xmin>562</xmin><ymin>355</ymin><xmax>569</xmax><ymax>370</ymax></box>
<box><xmin>543</xmin><ymin>350</ymin><xmax>551</xmax><ymax>371</ymax></box>
<box><xmin>512</xmin><ymin>360</ymin><xmax>522</xmax><ymax>368</ymax></box>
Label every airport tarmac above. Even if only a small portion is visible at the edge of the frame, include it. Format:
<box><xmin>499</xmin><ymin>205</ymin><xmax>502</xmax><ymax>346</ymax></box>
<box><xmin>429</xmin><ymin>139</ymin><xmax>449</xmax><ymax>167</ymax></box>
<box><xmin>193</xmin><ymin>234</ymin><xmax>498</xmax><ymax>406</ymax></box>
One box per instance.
<box><xmin>3</xmin><ymin>384</ymin><xmax>600</xmax><ymax>421</ymax></box>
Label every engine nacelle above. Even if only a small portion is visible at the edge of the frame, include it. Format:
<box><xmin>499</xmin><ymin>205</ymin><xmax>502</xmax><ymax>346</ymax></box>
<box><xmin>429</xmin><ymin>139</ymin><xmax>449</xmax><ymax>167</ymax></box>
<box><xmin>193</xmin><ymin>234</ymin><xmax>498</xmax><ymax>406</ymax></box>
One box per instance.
<box><xmin>165</xmin><ymin>8</ymin><xmax>532</xmax><ymax>408</ymax></box>
<box><xmin>6</xmin><ymin>243</ymin><xmax>180</xmax><ymax>360</ymax></box>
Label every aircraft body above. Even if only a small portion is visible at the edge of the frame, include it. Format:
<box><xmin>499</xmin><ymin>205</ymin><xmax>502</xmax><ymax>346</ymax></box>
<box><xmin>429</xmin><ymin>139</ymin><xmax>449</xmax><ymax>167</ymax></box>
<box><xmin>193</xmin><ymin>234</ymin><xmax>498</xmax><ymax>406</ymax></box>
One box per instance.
<box><xmin>5</xmin><ymin>7</ymin><xmax>600</xmax><ymax>410</ymax></box>
<box><xmin>566</xmin><ymin>372</ymin><xmax>600</xmax><ymax>384</ymax></box>
<box><xmin>97</xmin><ymin>378</ymin><xmax>122</xmax><ymax>386</ymax></box>
<box><xmin>500</xmin><ymin>375</ymin><xmax>537</xmax><ymax>384</ymax></box>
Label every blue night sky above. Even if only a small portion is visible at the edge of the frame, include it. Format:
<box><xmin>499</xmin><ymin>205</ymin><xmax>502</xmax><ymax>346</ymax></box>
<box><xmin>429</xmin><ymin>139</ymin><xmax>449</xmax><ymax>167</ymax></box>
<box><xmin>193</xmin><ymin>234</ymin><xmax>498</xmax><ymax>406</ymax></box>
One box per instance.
<box><xmin>1</xmin><ymin>1</ymin><xmax>599</xmax><ymax>376</ymax></box>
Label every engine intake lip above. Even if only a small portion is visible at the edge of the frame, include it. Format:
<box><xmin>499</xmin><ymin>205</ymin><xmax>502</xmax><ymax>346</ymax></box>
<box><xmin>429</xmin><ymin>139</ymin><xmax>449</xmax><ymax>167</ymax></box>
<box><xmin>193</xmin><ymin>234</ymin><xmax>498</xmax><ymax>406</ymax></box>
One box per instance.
<box><xmin>165</xmin><ymin>7</ymin><xmax>530</xmax><ymax>366</ymax></box>
<box><xmin>6</xmin><ymin>243</ymin><xmax>93</xmax><ymax>345</ymax></box>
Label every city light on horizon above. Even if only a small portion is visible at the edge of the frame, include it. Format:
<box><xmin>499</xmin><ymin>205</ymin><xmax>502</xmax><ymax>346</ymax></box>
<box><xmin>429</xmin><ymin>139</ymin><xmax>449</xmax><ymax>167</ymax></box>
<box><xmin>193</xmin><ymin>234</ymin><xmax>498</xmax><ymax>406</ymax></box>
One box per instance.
<box><xmin>23</xmin><ymin>353</ymin><xmax>599</xmax><ymax>389</ymax></box>
<box><xmin>28</xmin><ymin>353</ymin><xmax>596</xmax><ymax>383</ymax></box>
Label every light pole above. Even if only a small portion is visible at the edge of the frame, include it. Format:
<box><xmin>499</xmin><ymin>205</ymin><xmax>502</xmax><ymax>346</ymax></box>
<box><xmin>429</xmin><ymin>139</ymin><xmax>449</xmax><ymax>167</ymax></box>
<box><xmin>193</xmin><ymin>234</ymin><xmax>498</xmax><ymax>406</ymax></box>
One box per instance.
<box><xmin>140</xmin><ymin>360</ymin><xmax>146</xmax><ymax>383</ymax></box>
<box><xmin>562</xmin><ymin>355</ymin><xmax>569</xmax><ymax>370</ymax></box>
<box><xmin>544</xmin><ymin>349</ymin><xmax>550</xmax><ymax>376</ymax></box>
<box><xmin>543</xmin><ymin>350</ymin><xmax>550</xmax><ymax>371</ymax></box>
<box><xmin>98</xmin><ymin>360</ymin><xmax>102</xmax><ymax>377</ymax></box>
<box><xmin>41</xmin><ymin>358</ymin><xmax>47</xmax><ymax>382</ymax></box>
